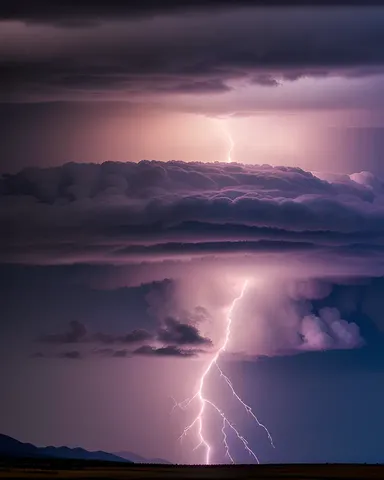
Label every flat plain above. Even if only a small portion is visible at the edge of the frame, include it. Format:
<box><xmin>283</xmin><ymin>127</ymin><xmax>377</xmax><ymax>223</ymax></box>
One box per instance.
<box><xmin>1</xmin><ymin>457</ymin><xmax>384</xmax><ymax>480</ymax></box>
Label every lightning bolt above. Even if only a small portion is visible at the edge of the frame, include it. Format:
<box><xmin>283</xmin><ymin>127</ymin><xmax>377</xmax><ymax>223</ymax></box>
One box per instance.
<box><xmin>213</xmin><ymin>117</ymin><xmax>235</xmax><ymax>163</ymax></box>
<box><xmin>173</xmin><ymin>280</ymin><xmax>275</xmax><ymax>464</ymax></box>
<box><xmin>223</xmin><ymin>125</ymin><xmax>235</xmax><ymax>163</ymax></box>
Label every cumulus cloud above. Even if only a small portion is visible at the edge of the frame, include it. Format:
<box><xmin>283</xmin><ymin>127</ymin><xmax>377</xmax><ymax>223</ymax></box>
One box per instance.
<box><xmin>226</xmin><ymin>277</ymin><xmax>366</xmax><ymax>358</ymax></box>
<box><xmin>300</xmin><ymin>307</ymin><xmax>363</xmax><ymax>351</ymax></box>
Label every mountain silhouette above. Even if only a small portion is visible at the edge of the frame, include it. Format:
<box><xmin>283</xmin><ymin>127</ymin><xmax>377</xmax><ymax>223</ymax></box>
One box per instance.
<box><xmin>113</xmin><ymin>450</ymin><xmax>171</xmax><ymax>464</ymax></box>
<box><xmin>0</xmin><ymin>433</ymin><xmax>171</xmax><ymax>464</ymax></box>
<box><xmin>0</xmin><ymin>434</ymin><xmax>129</xmax><ymax>463</ymax></box>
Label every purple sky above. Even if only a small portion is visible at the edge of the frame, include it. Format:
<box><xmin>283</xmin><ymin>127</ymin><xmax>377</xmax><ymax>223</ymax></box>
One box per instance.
<box><xmin>2</xmin><ymin>0</ymin><xmax>384</xmax><ymax>465</ymax></box>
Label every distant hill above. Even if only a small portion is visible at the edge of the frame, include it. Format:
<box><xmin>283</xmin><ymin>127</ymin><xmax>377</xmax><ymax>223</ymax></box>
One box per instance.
<box><xmin>0</xmin><ymin>434</ymin><xmax>130</xmax><ymax>463</ymax></box>
<box><xmin>113</xmin><ymin>450</ymin><xmax>171</xmax><ymax>464</ymax></box>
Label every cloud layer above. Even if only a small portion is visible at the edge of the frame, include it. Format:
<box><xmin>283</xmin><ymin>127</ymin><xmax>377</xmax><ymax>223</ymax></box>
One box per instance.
<box><xmin>3</xmin><ymin>7</ymin><xmax>384</xmax><ymax>101</ymax></box>
<box><xmin>2</xmin><ymin>1</ymin><xmax>378</xmax><ymax>24</ymax></box>
<box><xmin>2</xmin><ymin>161</ymin><xmax>384</xmax><ymax>271</ymax></box>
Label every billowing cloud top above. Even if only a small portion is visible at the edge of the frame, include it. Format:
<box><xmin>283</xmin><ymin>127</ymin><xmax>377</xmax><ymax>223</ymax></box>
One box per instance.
<box><xmin>2</xmin><ymin>161</ymin><xmax>384</xmax><ymax>269</ymax></box>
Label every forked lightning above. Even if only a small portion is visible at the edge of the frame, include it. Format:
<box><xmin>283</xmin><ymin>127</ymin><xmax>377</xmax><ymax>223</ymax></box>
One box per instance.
<box><xmin>173</xmin><ymin>280</ymin><xmax>274</xmax><ymax>464</ymax></box>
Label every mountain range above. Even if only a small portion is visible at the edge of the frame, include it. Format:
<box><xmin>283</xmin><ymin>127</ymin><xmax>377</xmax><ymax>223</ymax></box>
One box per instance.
<box><xmin>113</xmin><ymin>451</ymin><xmax>171</xmax><ymax>464</ymax></box>
<box><xmin>0</xmin><ymin>433</ymin><xmax>170</xmax><ymax>464</ymax></box>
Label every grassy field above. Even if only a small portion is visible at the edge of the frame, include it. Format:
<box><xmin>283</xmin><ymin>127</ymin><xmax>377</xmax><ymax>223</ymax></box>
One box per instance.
<box><xmin>0</xmin><ymin>457</ymin><xmax>383</xmax><ymax>479</ymax></box>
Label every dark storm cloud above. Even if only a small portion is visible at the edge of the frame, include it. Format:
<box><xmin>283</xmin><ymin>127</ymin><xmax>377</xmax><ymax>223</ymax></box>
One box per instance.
<box><xmin>133</xmin><ymin>345</ymin><xmax>201</xmax><ymax>357</ymax></box>
<box><xmin>250</xmin><ymin>74</ymin><xmax>281</xmax><ymax>87</ymax></box>
<box><xmin>157</xmin><ymin>317</ymin><xmax>212</xmax><ymax>346</ymax></box>
<box><xmin>3</xmin><ymin>7</ymin><xmax>384</xmax><ymax>101</ymax></box>
<box><xmin>0</xmin><ymin>61</ymin><xmax>233</xmax><ymax>101</ymax></box>
<box><xmin>50</xmin><ymin>345</ymin><xmax>207</xmax><ymax>359</ymax></box>
<box><xmin>35</xmin><ymin>314</ymin><xmax>211</xmax><ymax>358</ymax></box>
<box><xmin>1</xmin><ymin>1</ymin><xmax>379</xmax><ymax>25</ymax></box>
<box><xmin>93</xmin><ymin>346</ymin><xmax>197</xmax><ymax>358</ymax></box>
<box><xmin>120</xmin><ymin>329</ymin><xmax>154</xmax><ymax>344</ymax></box>
<box><xmin>112</xmin><ymin>240</ymin><xmax>318</xmax><ymax>257</ymax></box>
<box><xmin>2</xmin><ymin>161</ymin><xmax>384</xmax><ymax>266</ymax></box>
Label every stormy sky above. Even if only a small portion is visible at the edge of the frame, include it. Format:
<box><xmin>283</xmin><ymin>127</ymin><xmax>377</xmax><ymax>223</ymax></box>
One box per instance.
<box><xmin>2</xmin><ymin>0</ymin><xmax>384</xmax><ymax>466</ymax></box>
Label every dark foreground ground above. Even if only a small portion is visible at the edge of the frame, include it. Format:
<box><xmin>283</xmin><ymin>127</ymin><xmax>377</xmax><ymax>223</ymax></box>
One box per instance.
<box><xmin>1</xmin><ymin>456</ymin><xmax>383</xmax><ymax>479</ymax></box>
